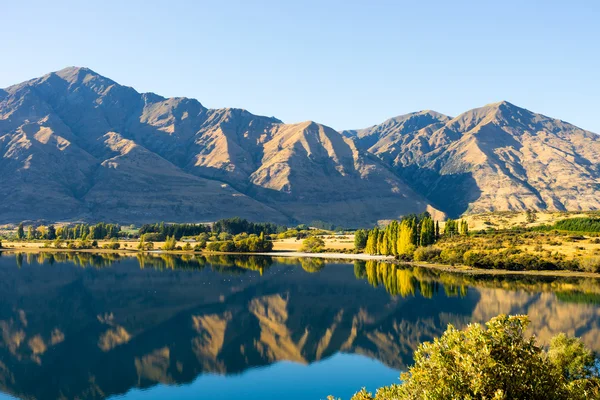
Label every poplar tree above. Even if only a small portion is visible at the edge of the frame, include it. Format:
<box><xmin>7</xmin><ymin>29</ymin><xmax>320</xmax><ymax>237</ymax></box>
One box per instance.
<box><xmin>27</xmin><ymin>226</ymin><xmax>35</xmax><ymax>240</ymax></box>
<box><xmin>397</xmin><ymin>220</ymin><xmax>416</xmax><ymax>255</ymax></box>
<box><xmin>444</xmin><ymin>219</ymin><xmax>458</xmax><ymax>236</ymax></box>
<box><xmin>17</xmin><ymin>223</ymin><xmax>24</xmax><ymax>240</ymax></box>
<box><xmin>365</xmin><ymin>228</ymin><xmax>379</xmax><ymax>255</ymax></box>
<box><xmin>377</xmin><ymin>230</ymin><xmax>385</xmax><ymax>255</ymax></box>
<box><xmin>420</xmin><ymin>217</ymin><xmax>435</xmax><ymax>246</ymax></box>
<box><xmin>389</xmin><ymin>220</ymin><xmax>399</xmax><ymax>256</ymax></box>
<box><xmin>381</xmin><ymin>232</ymin><xmax>390</xmax><ymax>255</ymax></box>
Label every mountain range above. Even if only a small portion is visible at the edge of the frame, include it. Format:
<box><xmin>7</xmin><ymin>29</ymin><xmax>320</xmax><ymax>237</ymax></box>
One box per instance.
<box><xmin>1</xmin><ymin>67</ymin><xmax>598</xmax><ymax>226</ymax></box>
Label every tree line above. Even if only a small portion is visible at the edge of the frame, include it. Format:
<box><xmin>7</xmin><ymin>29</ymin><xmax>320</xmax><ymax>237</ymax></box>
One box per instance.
<box><xmin>212</xmin><ymin>217</ymin><xmax>286</xmax><ymax>235</ymax></box>
<box><xmin>13</xmin><ymin>217</ymin><xmax>287</xmax><ymax>242</ymax></box>
<box><xmin>354</xmin><ymin>214</ymin><xmax>469</xmax><ymax>256</ymax></box>
<box><xmin>533</xmin><ymin>217</ymin><xmax>600</xmax><ymax>233</ymax></box>
<box><xmin>206</xmin><ymin>233</ymin><xmax>274</xmax><ymax>253</ymax></box>
<box><xmin>17</xmin><ymin>222</ymin><xmax>121</xmax><ymax>241</ymax></box>
<box><xmin>138</xmin><ymin>222</ymin><xmax>210</xmax><ymax>240</ymax></box>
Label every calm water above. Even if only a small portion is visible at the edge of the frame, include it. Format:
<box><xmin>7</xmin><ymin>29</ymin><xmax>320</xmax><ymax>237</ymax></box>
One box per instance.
<box><xmin>0</xmin><ymin>252</ymin><xmax>600</xmax><ymax>400</ymax></box>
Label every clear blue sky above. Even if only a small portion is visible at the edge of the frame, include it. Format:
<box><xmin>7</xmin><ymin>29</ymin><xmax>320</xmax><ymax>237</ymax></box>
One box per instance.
<box><xmin>2</xmin><ymin>0</ymin><xmax>599</xmax><ymax>132</ymax></box>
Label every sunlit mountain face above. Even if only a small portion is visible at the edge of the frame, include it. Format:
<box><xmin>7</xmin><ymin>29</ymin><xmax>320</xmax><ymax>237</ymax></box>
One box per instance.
<box><xmin>0</xmin><ymin>253</ymin><xmax>599</xmax><ymax>399</ymax></box>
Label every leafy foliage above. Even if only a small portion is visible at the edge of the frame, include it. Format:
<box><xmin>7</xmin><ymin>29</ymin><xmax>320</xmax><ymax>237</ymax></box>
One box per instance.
<box><xmin>206</xmin><ymin>235</ymin><xmax>273</xmax><ymax>253</ymax></box>
<box><xmin>359</xmin><ymin>213</ymin><xmax>456</xmax><ymax>256</ymax></box>
<box><xmin>300</xmin><ymin>236</ymin><xmax>325</xmax><ymax>253</ymax></box>
<box><xmin>162</xmin><ymin>236</ymin><xmax>178</xmax><ymax>251</ymax></box>
<box><xmin>139</xmin><ymin>222</ymin><xmax>209</xmax><ymax>240</ymax></box>
<box><xmin>354</xmin><ymin>229</ymin><xmax>368</xmax><ymax>250</ymax></box>
<box><xmin>349</xmin><ymin>315</ymin><xmax>600</xmax><ymax>400</ymax></box>
<box><xmin>212</xmin><ymin>217</ymin><xmax>285</xmax><ymax>235</ymax></box>
<box><xmin>533</xmin><ymin>217</ymin><xmax>600</xmax><ymax>233</ymax></box>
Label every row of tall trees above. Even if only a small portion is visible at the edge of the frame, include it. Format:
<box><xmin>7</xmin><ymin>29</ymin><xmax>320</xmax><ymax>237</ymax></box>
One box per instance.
<box><xmin>356</xmin><ymin>214</ymin><xmax>469</xmax><ymax>256</ymax></box>
<box><xmin>212</xmin><ymin>217</ymin><xmax>286</xmax><ymax>235</ymax></box>
<box><xmin>138</xmin><ymin>222</ymin><xmax>210</xmax><ymax>240</ymax></box>
<box><xmin>16</xmin><ymin>222</ymin><xmax>120</xmax><ymax>240</ymax></box>
<box><xmin>14</xmin><ymin>217</ymin><xmax>285</xmax><ymax>242</ymax></box>
<box><xmin>443</xmin><ymin>218</ymin><xmax>469</xmax><ymax>236</ymax></box>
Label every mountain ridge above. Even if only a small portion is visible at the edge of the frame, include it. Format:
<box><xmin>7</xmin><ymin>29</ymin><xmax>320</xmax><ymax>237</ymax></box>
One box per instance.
<box><xmin>0</xmin><ymin>67</ymin><xmax>441</xmax><ymax>225</ymax></box>
<box><xmin>348</xmin><ymin>99</ymin><xmax>600</xmax><ymax>216</ymax></box>
<box><xmin>1</xmin><ymin>66</ymin><xmax>598</xmax><ymax>225</ymax></box>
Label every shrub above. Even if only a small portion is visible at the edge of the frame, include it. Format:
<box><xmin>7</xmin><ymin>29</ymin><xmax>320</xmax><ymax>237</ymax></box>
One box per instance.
<box><xmin>162</xmin><ymin>236</ymin><xmax>177</xmax><ymax>251</ymax></box>
<box><xmin>219</xmin><ymin>241</ymin><xmax>236</xmax><ymax>252</ymax></box>
<box><xmin>218</xmin><ymin>232</ymin><xmax>233</xmax><ymax>241</ymax></box>
<box><xmin>579</xmin><ymin>256</ymin><xmax>600</xmax><ymax>273</ymax></box>
<box><xmin>206</xmin><ymin>242</ymin><xmax>221</xmax><ymax>252</ymax></box>
<box><xmin>196</xmin><ymin>232</ymin><xmax>209</xmax><ymax>241</ymax></box>
<box><xmin>300</xmin><ymin>236</ymin><xmax>325</xmax><ymax>253</ymax></box>
<box><xmin>182</xmin><ymin>243</ymin><xmax>192</xmax><ymax>251</ymax></box>
<box><xmin>462</xmin><ymin>250</ymin><xmax>488</xmax><ymax>268</ymax></box>
<box><xmin>440</xmin><ymin>248</ymin><xmax>465</xmax><ymax>265</ymax></box>
<box><xmin>102</xmin><ymin>238</ymin><xmax>120</xmax><ymax>250</ymax></box>
<box><xmin>138</xmin><ymin>241</ymin><xmax>154</xmax><ymax>251</ymax></box>
<box><xmin>413</xmin><ymin>246</ymin><xmax>442</xmax><ymax>262</ymax></box>
<box><xmin>349</xmin><ymin>315</ymin><xmax>600</xmax><ymax>400</ymax></box>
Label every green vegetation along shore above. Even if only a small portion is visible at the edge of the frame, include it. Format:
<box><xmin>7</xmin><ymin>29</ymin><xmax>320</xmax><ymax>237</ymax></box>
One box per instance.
<box><xmin>354</xmin><ymin>213</ymin><xmax>600</xmax><ymax>274</ymax></box>
<box><xmin>4</xmin><ymin>212</ymin><xmax>600</xmax><ymax>276</ymax></box>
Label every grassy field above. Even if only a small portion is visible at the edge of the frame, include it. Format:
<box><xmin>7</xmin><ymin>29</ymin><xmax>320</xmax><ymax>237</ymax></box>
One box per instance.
<box><xmin>272</xmin><ymin>236</ymin><xmax>354</xmax><ymax>251</ymax></box>
<box><xmin>457</xmin><ymin>210</ymin><xmax>600</xmax><ymax>231</ymax></box>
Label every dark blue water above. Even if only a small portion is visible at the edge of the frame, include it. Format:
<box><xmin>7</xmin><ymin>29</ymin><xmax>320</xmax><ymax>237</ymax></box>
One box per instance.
<box><xmin>0</xmin><ymin>252</ymin><xmax>599</xmax><ymax>400</ymax></box>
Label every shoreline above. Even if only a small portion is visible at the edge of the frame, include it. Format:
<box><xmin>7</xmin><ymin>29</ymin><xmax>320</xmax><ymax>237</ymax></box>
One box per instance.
<box><xmin>407</xmin><ymin>261</ymin><xmax>600</xmax><ymax>279</ymax></box>
<box><xmin>2</xmin><ymin>246</ymin><xmax>600</xmax><ymax>279</ymax></box>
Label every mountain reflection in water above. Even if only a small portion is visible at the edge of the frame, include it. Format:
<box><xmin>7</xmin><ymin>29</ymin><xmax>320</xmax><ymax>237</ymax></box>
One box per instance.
<box><xmin>0</xmin><ymin>252</ymin><xmax>599</xmax><ymax>400</ymax></box>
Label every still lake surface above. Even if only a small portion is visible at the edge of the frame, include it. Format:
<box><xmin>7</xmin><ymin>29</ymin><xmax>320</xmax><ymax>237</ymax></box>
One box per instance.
<box><xmin>0</xmin><ymin>252</ymin><xmax>599</xmax><ymax>400</ymax></box>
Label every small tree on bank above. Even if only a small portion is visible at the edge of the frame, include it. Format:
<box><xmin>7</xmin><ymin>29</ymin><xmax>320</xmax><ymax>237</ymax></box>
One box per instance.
<box><xmin>301</xmin><ymin>236</ymin><xmax>325</xmax><ymax>253</ymax></box>
<box><xmin>162</xmin><ymin>236</ymin><xmax>177</xmax><ymax>251</ymax></box>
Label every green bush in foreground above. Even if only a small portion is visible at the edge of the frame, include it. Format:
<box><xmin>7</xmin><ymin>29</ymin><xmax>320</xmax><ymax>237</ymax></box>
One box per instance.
<box><xmin>344</xmin><ymin>315</ymin><xmax>599</xmax><ymax>400</ymax></box>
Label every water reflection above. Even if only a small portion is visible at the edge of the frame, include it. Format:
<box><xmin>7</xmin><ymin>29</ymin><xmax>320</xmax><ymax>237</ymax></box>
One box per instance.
<box><xmin>0</xmin><ymin>252</ymin><xmax>599</xmax><ymax>400</ymax></box>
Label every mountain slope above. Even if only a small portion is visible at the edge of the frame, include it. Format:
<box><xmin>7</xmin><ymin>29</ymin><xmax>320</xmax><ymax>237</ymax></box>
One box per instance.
<box><xmin>0</xmin><ymin>67</ymin><xmax>439</xmax><ymax>225</ymax></box>
<box><xmin>348</xmin><ymin>101</ymin><xmax>600</xmax><ymax>216</ymax></box>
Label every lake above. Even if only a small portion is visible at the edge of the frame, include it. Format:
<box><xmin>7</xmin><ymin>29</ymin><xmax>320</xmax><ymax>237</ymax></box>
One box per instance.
<box><xmin>0</xmin><ymin>252</ymin><xmax>599</xmax><ymax>400</ymax></box>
